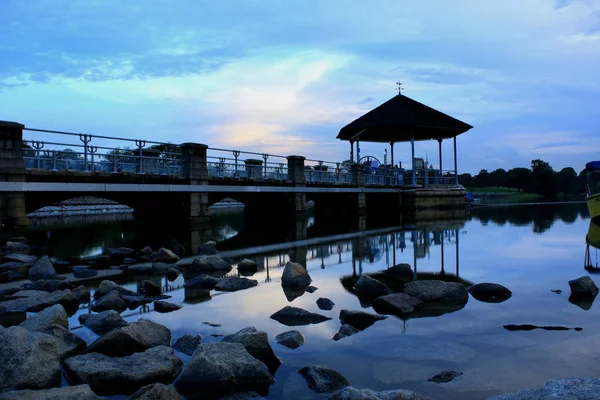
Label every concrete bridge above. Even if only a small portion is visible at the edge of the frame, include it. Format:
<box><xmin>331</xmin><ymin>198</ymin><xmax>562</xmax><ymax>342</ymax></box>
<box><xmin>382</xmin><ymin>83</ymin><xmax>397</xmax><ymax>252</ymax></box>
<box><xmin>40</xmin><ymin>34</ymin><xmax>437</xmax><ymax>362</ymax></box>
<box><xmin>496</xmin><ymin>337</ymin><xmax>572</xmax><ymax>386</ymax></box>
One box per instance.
<box><xmin>0</xmin><ymin>120</ymin><xmax>466</xmax><ymax>229</ymax></box>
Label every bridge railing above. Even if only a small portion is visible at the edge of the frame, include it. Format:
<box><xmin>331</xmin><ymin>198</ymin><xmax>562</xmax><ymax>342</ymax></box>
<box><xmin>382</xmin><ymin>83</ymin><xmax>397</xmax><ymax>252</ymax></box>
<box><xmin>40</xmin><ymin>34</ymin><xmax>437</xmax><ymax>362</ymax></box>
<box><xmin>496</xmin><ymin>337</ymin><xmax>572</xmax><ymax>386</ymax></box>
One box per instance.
<box><xmin>304</xmin><ymin>159</ymin><xmax>353</xmax><ymax>184</ymax></box>
<box><xmin>206</xmin><ymin>148</ymin><xmax>289</xmax><ymax>181</ymax></box>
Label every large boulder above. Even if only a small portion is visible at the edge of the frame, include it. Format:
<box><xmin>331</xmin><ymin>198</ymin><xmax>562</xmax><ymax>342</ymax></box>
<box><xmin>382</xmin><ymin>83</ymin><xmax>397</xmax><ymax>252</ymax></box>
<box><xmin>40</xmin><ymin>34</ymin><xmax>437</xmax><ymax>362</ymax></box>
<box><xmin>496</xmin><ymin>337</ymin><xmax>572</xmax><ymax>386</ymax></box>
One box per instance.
<box><xmin>39</xmin><ymin>324</ymin><xmax>87</xmax><ymax>359</ymax></box>
<box><xmin>488</xmin><ymin>377</ymin><xmax>600</xmax><ymax>400</ymax></box>
<box><xmin>0</xmin><ymin>385</ymin><xmax>103</xmax><ymax>400</ymax></box>
<box><xmin>270</xmin><ymin>306</ymin><xmax>332</xmax><ymax>326</ymax></box>
<box><xmin>28</xmin><ymin>256</ymin><xmax>57</xmax><ymax>282</ymax></box>
<box><xmin>63</xmin><ymin>346</ymin><xmax>183</xmax><ymax>396</ymax></box>
<box><xmin>94</xmin><ymin>281</ymin><xmax>137</xmax><ymax>299</ymax></box>
<box><xmin>281</xmin><ymin>262</ymin><xmax>312</xmax><ymax>288</ymax></box>
<box><xmin>19</xmin><ymin>304</ymin><xmax>68</xmax><ymax>332</ymax></box>
<box><xmin>129</xmin><ymin>383</ymin><xmax>183</xmax><ymax>400</ymax></box>
<box><xmin>339</xmin><ymin>310</ymin><xmax>388</xmax><ymax>331</ymax></box>
<box><xmin>172</xmin><ymin>334</ymin><xmax>202</xmax><ymax>356</ymax></box>
<box><xmin>22</xmin><ymin>280</ymin><xmax>71</xmax><ymax>292</ymax></box>
<box><xmin>91</xmin><ymin>290</ymin><xmax>127</xmax><ymax>313</ymax></box>
<box><xmin>276</xmin><ymin>330</ymin><xmax>304</xmax><ymax>349</ymax></box>
<box><xmin>150</xmin><ymin>248</ymin><xmax>180</xmax><ymax>263</ymax></box>
<box><xmin>83</xmin><ymin>310</ymin><xmax>128</xmax><ymax>335</ymax></box>
<box><xmin>0</xmin><ymin>326</ymin><xmax>62</xmax><ymax>393</ymax></box>
<box><xmin>154</xmin><ymin>301</ymin><xmax>182</xmax><ymax>313</ymax></box>
<box><xmin>298</xmin><ymin>365</ymin><xmax>350</xmax><ymax>393</ymax></box>
<box><xmin>0</xmin><ymin>290</ymin><xmax>78</xmax><ymax>315</ymax></box>
<box><xmin>329</xmin><ymin>386</ymin><xmax>431</xmax><ymax>399</ymax></box>
<box><xmin>353</xmin><ymin>275</ymin><xmax>392</xmax><ymax>298</ymax></box>
<box><xmin>184</xmin><ymin>274</ymin><xmax>222</xmax><ymax>290</ymax></box>
<box><xmin>191</xmin><ymin>256</ymin><xmax>232</xmax><ymax>272</ymax></box>
<box><xmin>174</xmin><ymin>342</ymin><xmax>274</xmax><ymax>399</ymax></box>
<box><xmin>403</xmin><ymin>280</ymin><xmax>469</xmax><ymax>304</ymax></box>
<box><xmin>332</xmin><ymin>324</ymin><xmax>360</xmax><ymax>341</ymax></box>
<box><xmin>468</xmin><ymin>283</ymin><xmax>512</xmax><ymax>303</ymax></box>
<box><xmin>569</xmin><ymin>276</ymin><xmax>599</xmax><ymax>297</ymax></box>
<box><xmin>372</xmin><ymin>293</ymin><xmax>423</xmax><ymax>315</ymax></box>
<box><xmin>222</xmin><ymin>327</ymin><xmax>281</xmax><ymax>373</ymax></box>
<box><xmin>85</xmin><ymin>319</ymin><xmax>171</xmax><ymax>357</ymax></box>
<box><xmin>215</xmin><ymin>277</ymin><xmax>258</xmax><ymax>292</ymax></box>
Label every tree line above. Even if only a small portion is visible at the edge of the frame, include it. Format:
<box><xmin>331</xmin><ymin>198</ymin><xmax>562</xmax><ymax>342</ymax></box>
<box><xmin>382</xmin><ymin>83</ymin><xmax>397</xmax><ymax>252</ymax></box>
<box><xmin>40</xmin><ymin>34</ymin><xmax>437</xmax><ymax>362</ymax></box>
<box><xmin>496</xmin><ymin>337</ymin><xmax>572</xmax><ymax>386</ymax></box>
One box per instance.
<box><xmin>459</xmin><ymin>159</ymin><xmax>585</xmax><ymax>196</ymax></box>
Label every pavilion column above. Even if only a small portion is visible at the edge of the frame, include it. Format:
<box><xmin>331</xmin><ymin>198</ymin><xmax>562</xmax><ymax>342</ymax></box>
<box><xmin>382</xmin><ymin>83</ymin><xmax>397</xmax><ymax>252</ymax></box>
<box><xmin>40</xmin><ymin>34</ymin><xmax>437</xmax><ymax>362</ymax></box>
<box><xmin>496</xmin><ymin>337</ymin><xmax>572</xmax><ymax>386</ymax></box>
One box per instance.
<box><xmin>350</xmin><ymin>140</ymin><xmax>354</xmax><ymax>163</ymax></box>
<box><xmin>453</xmin><ymin>136</ymin><xmax>458</xmax><ymax>185</ymax></box>
<box><xmin>438</xmin><ymin>138</ymin><xmax>443</xmax><ymax>185</ymax></box>
<box><xmin>410</xmin><ymin>136</ymin><xmax>416</xmax><ymax>186</ymax></box>
<box><xmin>390</xmin><ymin>142</ymin><xmax>395</xmax><ymax>167</ymax></box>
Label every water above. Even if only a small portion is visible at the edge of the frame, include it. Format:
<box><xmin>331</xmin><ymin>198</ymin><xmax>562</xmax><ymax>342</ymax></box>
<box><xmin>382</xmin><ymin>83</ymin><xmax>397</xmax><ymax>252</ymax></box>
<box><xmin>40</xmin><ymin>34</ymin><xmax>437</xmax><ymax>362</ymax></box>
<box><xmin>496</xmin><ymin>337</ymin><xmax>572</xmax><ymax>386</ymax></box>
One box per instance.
<box><xmin>3</xmin><ymin>202</ymin><xmax>599</xmax><ymax>399</ymax></box>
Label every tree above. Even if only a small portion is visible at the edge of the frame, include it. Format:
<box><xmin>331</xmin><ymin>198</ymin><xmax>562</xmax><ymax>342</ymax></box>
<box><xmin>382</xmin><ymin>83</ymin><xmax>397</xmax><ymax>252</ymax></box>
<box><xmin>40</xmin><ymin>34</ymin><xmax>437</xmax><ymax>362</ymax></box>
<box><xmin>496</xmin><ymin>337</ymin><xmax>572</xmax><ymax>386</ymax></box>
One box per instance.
<box><xmin>557</xmin><ymin>167</ymin><xmax>582</xmax><ymax>194</ymax></box>
<box><xmin>506</xmin><ymin>168</ymin><xmax>532</xmax><ymax>192</ymax></box>
<box><xmin>489</xmin><ymin>168</ymin><xmax>508</xmax><ymax>188</ymax></box>
<box><xmin>530</xmin><ymin>159</ymin><xmax>558</xmax><ymax>196</ymax></box>
<box><xmin>474</xmin><ymin>169</ymin><xmax>491</xmax><ymax>187</ymax></box>
<box><xmin>458</xmin><ymin>173</ymin><xmax>475</xmax><ymax>187</ymax></box>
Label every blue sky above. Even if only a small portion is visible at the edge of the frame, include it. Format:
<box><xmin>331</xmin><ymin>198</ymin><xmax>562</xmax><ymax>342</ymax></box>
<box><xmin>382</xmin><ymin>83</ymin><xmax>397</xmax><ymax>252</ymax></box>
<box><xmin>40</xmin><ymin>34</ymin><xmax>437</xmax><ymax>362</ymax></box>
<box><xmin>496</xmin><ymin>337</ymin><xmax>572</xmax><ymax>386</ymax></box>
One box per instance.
<box><xmin>1</xmin><ymin>0</ymin><xmax>599</xmax><ymax>174</ymax></box>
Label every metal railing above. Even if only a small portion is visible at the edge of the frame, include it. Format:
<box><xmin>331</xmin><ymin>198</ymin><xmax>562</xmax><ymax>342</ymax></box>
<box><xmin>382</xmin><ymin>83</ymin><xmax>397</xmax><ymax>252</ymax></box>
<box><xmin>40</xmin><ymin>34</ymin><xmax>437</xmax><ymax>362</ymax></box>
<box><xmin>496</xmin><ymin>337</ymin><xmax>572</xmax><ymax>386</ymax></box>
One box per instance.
<box><xmin>206</xmin><ymin>148</ymin><xmax>289</xmax><ymax>181</ymax></box>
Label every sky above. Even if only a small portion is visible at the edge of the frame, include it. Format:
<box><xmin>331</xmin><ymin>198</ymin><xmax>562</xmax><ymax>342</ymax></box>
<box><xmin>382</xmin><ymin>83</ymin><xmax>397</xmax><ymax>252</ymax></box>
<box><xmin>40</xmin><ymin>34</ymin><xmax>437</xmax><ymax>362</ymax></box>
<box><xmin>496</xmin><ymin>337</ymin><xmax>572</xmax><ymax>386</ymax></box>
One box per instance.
<box><xmin>1</xmin><ymin>0</ymin><xmax>599</xmax><ymax>174</ymax></box>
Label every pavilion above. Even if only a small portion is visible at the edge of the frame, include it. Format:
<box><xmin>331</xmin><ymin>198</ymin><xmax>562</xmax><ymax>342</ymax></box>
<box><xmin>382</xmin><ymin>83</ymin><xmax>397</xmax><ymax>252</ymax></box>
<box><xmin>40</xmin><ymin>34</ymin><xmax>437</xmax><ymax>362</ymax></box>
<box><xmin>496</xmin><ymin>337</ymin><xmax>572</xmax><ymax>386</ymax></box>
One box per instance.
<box><xmin>337</xmin><ymin>93</ymin><xmax>473</xmax><ymax>186</ymax></box>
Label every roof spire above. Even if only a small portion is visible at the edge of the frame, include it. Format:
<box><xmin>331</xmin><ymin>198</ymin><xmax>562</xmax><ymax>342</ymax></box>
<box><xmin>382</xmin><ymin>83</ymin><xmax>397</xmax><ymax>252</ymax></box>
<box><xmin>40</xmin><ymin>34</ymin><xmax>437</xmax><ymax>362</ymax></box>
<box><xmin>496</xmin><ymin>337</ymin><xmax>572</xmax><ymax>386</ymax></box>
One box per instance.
<box><xmin>396</xmin><ymin>81</ymin><xmax>404</xmax><ymax>95</ymax></box>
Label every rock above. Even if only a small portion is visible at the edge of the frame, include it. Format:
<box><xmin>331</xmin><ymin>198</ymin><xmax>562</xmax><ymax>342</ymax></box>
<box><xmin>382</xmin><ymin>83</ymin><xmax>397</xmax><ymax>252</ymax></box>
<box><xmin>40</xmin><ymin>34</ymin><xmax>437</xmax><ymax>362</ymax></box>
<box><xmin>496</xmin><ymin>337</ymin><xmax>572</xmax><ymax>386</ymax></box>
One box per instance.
<box><xmin>80</xmin><ymin>255</ymin><xmax>111</xmax><ymax>265</ymax></box>
<box><xmin>354</xmin><ymin>275</ymin><xmax>392</xmax><ymax>298</ymax></box>
<box><xmin>428</xmin><ymin>370</ymin><xmax>463</xmax><ymax>383</ymax></box>
<box><xmin>1</xmin><ymin>261</ymin><xmax>30</xmax><ymax>270</ymax></box>
<box><xmin>198</xmin><ymin>241</ymin><xmax>217</xmax><ymax>255</ymax></box>
<box><xmin>551</xmin><ymin>289</ymin><xmax>562</xmax><ymax>294</ymax></box>
<box><xmin>488</xmin><ymin>377</ymin><xmax>600</xmax><ymax>400</ymax></box>
<box><xmin>333</xmin><ymin>324</ymin><xmax>360</xmax><ymax>341</ymax></box>
<box><xmin>238</xmin><ymin>258</ymin><xmax>258</xmax><ymax>271</ymax></box>
<box><xmin>329</xmin><ymin>386</ymin><xmax>431</xmax><ymax>399</ymax></box>
<box><xmin>185</xmin><ymin>274</ymin><xmax>221</xmax><ymax>290</ymax></box>
<box><xmin>569</xmin><ymin>293</ymin><xmax>597</xmax><ymax>310</ymax></box>
<box><xmin>22</xmin><ymin>280</ymin><xmax>71</xmax><ymax>292</ymax></box>
<box><xmin>73</xmin><ymin>266</ymin><xmax>98</xmax><ymax>279</ymax></box>
<box><xmin>0</xmin><ymin>271</ymin><xmax>22</xmax><ymax>283</ymax></box>
<box><xmin>3</xmin><ymin>254</ymin><xmax>37</xmax><ymax>264</ymax></box>
<box><xmin>39</xmin><ymin>323</ymin><xmax>87</xmax><ymax>359</ymax></box>
<box><xmin>0</xmin><ymin>385</ymin><xmax>103</xmax><ymax>400</ymax></box>
<box><xmin>12</xmin><ymin>290</ymin><xmax>48</xmax><ymax>298</ymax></box>
<box><xmin>298</xmin><ymin>365</ymin><xmax>350</xmax><ymax>393</ymax></box>
<box><xmin>91</xmin><ymin>290</ymin><xmax>127</xmax><ymax>313</ymax></box>
<box><xmin>503</xmin><ymin>324</ymin><xmax>582</xmax><ymax>332</ymax></box>
<box><xmin>0</xmin><ymin>289</ymin><xmax>78</xmax><ymax>315</ymax></box>
<box><xmin>64</xmin><ymin>346</ymin><xmax>183</xmax><ymax>396</ymax></box>
<box><xmin>122</xmin><ymin>265</ymin><xmax>154</xmax><ymax>276</ymax></box>
<box><xmin>270</xmin><ymin>306</ymin><xmax>332</xmax><ymax>326</ymax></box>
<box><xmin>372</xmin><ymin>293</ymin><xmax>423</xmax><ymax>315</ymax></box>
<box><xmin>191</xmin><ymin>256</ymin><xmax>231</xmax><ymax>272</ymax></box>
<box><xmin>28</xmin><ymin>256</ymin><xmax>57</xmax><ymax>282</ymax></box>
<box><xmin>215</xmin><ymin>277</ymin><xmax>258</xmax><ymax>292</ymax></box>
<box><xmin>166</xmin><ymin>268</ymin><xmax>180</xmax><ymax>281</ymax></box>
<box><xmin>138</xmin><ymin>246</ymin><xmax>154</xmax><ymax>259</ymax></box>
<box><xmin>339</xmin><ymin>310</ymin><xmax>388</xmax><ymax>331</ymax></box>
<box><xmin>305</xmin><ymin>286</ymin><xmax>318</xmax><ymax>293</ymax></box>
<box><xmin>83</xmin><ymin>310</ymin><xmax>128</xmax><ymax>335</ymax></box>
<box><xmin>152</xmin><ymin>262</ymin><xmax>172</xmax><ymax>274</ymax></box>
<box><xmin>569</xmin><ymin>276</ymin><xmax>599</xmax><ymax>296</ymax></box>
<box><xmin>129</xmin><ymin>383</ymin><xmax>183</xmax><ymax>400</ymax></box>
<box><xmin>404</xmin><ymin>280</ymin><xmax>469</xmax><ymax>304</ymax></box>
<box><xmin>468</xmin><ymin>283</ymin><xmax>512</xmax><ymax>303</ymax></box>
<box><xmin>281</xmin><ymin>261</ymin><xmax>312</xmax><ymax>288</ymax></box>
<box><xmin>94</xmin><ymin>280</ymin><xmax>137</xmax><ymax>299</ymax></box>
<box><xmin>276</xmin><ymin>330</ymin><xmax>304</xmax><ymax>349</ymax></box>
<box><xmin>169</xmin><ymin>239</ymin><xmax>185</xmax><ymax>258</ymax></box>
<box><xmin>150</xmin><ymin>248</ymin><xmax>180</xmax><ymax>263</ymax></box>
<box><xmin>85</xmin><ymin>319</ymin><xmax>171</xmax><ymax>357</ymax></box>
<box><xmin>174</xmin><ymin>342</ymin><xmax>274</xmax><ymax>399</ymax></box>
<box><xmin>154</xmin><ymin>300</ymin><xmax>181</xmax><ymax>313</ymax></box>
<box><xmin>385</xmin><ymin>263</ymin><xmax>414</xmax><ymax>280</ymax></box>
<box><xmin>0</xmin><ymin>326</ymin><xmax>61</xmax><ymax>393</ymax></box>
<box><xmin>282</xmin><ymin>285</ymin><xmax>306</xmax><ymax>302</ymax></box>
<box><xmin>2</xmin><ymin>241</ymin><xmax>30</xmax><ymax>254</ymax></box>
<box><xmin>173</xmin><ymin>334</ymin><xmax>202</xmax><ymax>356</ymax></box>
<box><xmin>122</xmin><ymin>295</ymin><xmax>153</xmax><ymax>310</ymax></box>
<box><xmin>123</xmin><ymin>257</ymin><xmax>137</xmax><ymax>264</ymax></box>
<box><xmin>143</xmin><ymin>280</ymin><xmax>162</xmax><ymax>296</ymax></box>
<box><xmin>105</xmin><ymin>247</ymin><xmax>134</xmax><ymax>256</ymax></box>
<box><xmin>79</xmin><ymin>313</ymin><xmax>91</xmax><ymax>324</ymax></box>
<box><xmin>72</xmin><ymin>285</ymin><xmax>91</xmax><ymax>303</ymax></box>
<box><xmin>19</xmin><ymin>304</ymin><xmax>68</xmax><ymax>332</ymax></box>
<box><xmin>222</xmin><ymin>327</ymin><xmax>281</xmax><ymax>373</ymax></box>
<box><xmin>317</xmin><ymin>297</ymin><xmax>335</xmax><ymax>310</ymax></box>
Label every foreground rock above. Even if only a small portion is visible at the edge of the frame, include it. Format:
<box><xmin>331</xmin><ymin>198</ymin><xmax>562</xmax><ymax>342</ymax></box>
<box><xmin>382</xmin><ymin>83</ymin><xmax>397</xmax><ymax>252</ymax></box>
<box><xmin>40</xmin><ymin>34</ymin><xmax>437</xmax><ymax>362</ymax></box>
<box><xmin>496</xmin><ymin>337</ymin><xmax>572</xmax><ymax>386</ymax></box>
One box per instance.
<box><xmin>175</xmin><ymin>342</ymin><xmax>274</xmax><ymax>399</ymax></box>
<box><xmin>39</xmin><ymin>323</ymin><xmax>87</xmax><ymax>359</ymax></box>
<box><xmin>129</xmin><ymin>383</ymin><xmax>182</xmax><ymax>400</ymax></box>
<box><xmin>404</xmin><ymin>280</ymin><xmax>469</xmax><ymax>304</ymax></box>
<box><xmin>19</xmin><ymin>304</ymin><xmax>68</xmax><ymax>332</ymax></box>
<box><xmin>173</xmin><ymin>334</ymin><xmax>202</xmax><ymax>356</ymax></box>
<box><xmin>0</xmin><ymin>326</ymin><xmax>61</xmax><ymax>393</ymax></box>
<box><xmin>91</xmin><ymin>290</ymin><xmax>127</xmax><ymax>313</ymax></box>
<box><xmin>0</xmin><ymin>385</ymin><xmax>103</xmax><ymax>400</ymax></box>
<box><xmin>270</xmin><ymin>306</ymin><xmax>332</xmax><ymax>326</ymax></box>
<box><xmin>191</xmin><ymin>256</ymin><xmax>231</xmax><ymax>272</ymax></box>
<box><xmin>223</xmin><ymin>327</ymin><xmax>281</xmax><ymax>372</ymax></box>
<box><xmin>330</xmin><ymin>386</ymin><xmax>431</xmax><ymax>399</ymax></box>
<box><xmin>298</xmin><ymin>365</ymin><xmax>349</xmax><ymax>393</ymax></box>
<box><xmin>215</xmin><ymin>277</ymin><xmax>258</xmax><ymax>292</ymax></box>
<box><xmin>83</xmin><ymin>310</ymin><xmax>128</xmax><ymax>335</ymax></box>
<box><xmin>72</xmin><ymin>285</ymin><xmax>91</xmax><ymax>303</ymax></box>
<box><xmin>150</xmin><ymin>248</ymin><xmax>180</xmax><ymax>263</ymax></box>
<box><xmin>3</xmin><ymin>253</ymin><xmax>36</xmax><ymax>264</ymax></box>
<box><xmin>569</xmin><ymin>276</ymin><xmax>599</xmax><ymax>296</ymax></box>
<box><xmin>154</xmin><ymin>300</ymin><xmax>182</xmax><ymax>313</ymax></box>
<box><xmin>64</xmin><ymin>346</ymin><xmax>183</xmax><ymax>396</ymax></box>
<box><xmin>428</xmin><ymin>370</ymin><xmax>463</xmax><ymax>383</ymax></box>
<box><xmin>0</xmin><ymin>289</ymin><xmax>78</xmax><ymax>315</ymax></box>
<box><xmin>94</xmin><ymin>280</ymin><xmax>137</xmax><ymax>299</ymax></box>
<box><xmin>85</xmin><ymin>319</ymin><xmax>171</xmax><ymax>357</ymax></box>
<box><xmin>184</xmin><ymin>274</ymin><xmax>221</xmax><ymax>290</ymax></box>
<box><xmin>281</xmin><ymin>262</ymin><xmax>312</xmax><ymax>288</ymax></box>
<box><xmin>28</xmin><ymin>256</ymin><xmax>57</xmax><ymax>281</ymax></box>
<box><xmin>333</xmin><ymin>324</ymin><xmax>360</xmax><ymax>341</ymax></box>
<box><xmin>468</xmin><ymin>283</ymin><xmax>512</xmax><ymax>303</ymax></box>
<box><xmin>317</xmin><ymin>297</ymin><xmax>335</xmax><ymax>310</ymax></box>
<box><xmin>353</xmin><ymin>275</ymin><xmax>392</xmax><ymax>298</ymax></box>
<box><xmin>276</xmin><ymin>330</ymin><xmax>304</xmax><ymax>349</ymax></box>
<box><xmin>339</xmin><ymin>310</ymin><xmax>387</xmax><ymax>331</ymax></box>
<box><xmin>488</xmin><ymin>377</ymin><xmax>600</xmax><ymax>400</ymax></box>
<box><xmin>372</xmin><ymin>293</ymin><xmax>423</xmax><ymax>315</ymax></box>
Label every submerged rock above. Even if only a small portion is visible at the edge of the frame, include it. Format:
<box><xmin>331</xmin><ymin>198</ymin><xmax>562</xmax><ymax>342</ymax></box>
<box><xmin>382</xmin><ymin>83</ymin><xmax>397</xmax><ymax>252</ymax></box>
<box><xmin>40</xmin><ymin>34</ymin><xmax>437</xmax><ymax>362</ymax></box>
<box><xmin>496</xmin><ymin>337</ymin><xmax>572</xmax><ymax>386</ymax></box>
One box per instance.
<box><xmin>85</xmin><ymin>319</ymin><xmax>171</xmax><ymax>357</ymax></box>
<box><xmin>317</xmin><ymin>297</ymin><xmax>335</xmax><ymax>311</ymax></box>
<box><xmin>353</xmin><ymin>275</ymin><xmax>392</xmax><ymax>298</ymax></box>
<box><xmin>191</xmin><ymin>256</ymin><xmax>231</xmax><ymax>272</ymax></box>
<box><xmin>329</xmin><ymin>386</ymin><xmax>431</xmax><ymax>399</ymax></box>
<box><xmin>83</xmin><ymin>310</ymin><xmax>128</xmax><ymax>336</ymax></box>
<box><xmin>298</xmin><ymin>365</ymin><xmax>350</xmax><ymax>393</ymax></box>
<box><xmin>0</xmin><ymin>385</ymin><xmax>103</xmax><ymax>400</ymax></box>
<box><xmin>172</xmin><ymin>334</ymin><xmax>202</xmax><ymax>356</ymax></box>
<box><xmin>270</xmin><ymin>306</ymin><xmax>332</xmax><ymax>326</ymax></box>
<box><xmin>276</xmin><ymin>330</ymin><xmax>305</xmax><ymax>349</ymax></box>
<box><xmin>222</xmin><ymin>327</ymin><xmax>281</xmax><ymax>373</ymax></box>
<box><xmin>215</xmin><ymin>277</ymin><xmax>258</xmax><ymax>292</ymax></box>
<box><xmin>468</xmin><ymin>283</ymin><xmax>512</xmax><ymax>303</ymax></box>
<box><xmin>428</xmin><ymin>370</ymin><xmax>463</xmax><ymax>383</ymax></box>
<box><xmin>184</xmin><ymin>274</ymin><xmax>222</xmax><ymax>290</ymax></box>
<box><xmin>569</xmin><ymin>276</ymin><xmax>599</xmax><ymax>296</ymax></box>
<box><xmin>129</xmin><ymin>382</ymin><xmax>183</xmax><ymax>400</ymax></box>
<box><xmin>174</xmin><ymin>342</ymin><xmax>274</xmax><ymax>399</ymax></box>
<box><xmin>339</xmin><ymin>310</ymin><xmax>387</xmax><ymax>331</ymax></box>
<box><xmin>404</xmin><ymin>280</ymin><xmax>469</xmax><ymax>304</ymax></box>
<box><xmin>372</xmin><ymin>293</ymin><xmax>423</xmax><ymax>315</ymax></box>
<box><xmin>64</xmin><ymin>346</ymin><xmax>183</xmax><ymax>396</ymax></box>
<box><xmin>28</xmin><ymin>256</ymin><xmax>57</xmax><ymax>282</ymax></box>
<box><xmin>333</xmin><ymin>324</ymin><xmax>360</xmax><ymax>341</ymax></box>
<box><xmin>281</xmin><ymin>262</ymin><xmax>312</xmax><ymax>288</ymax></box>
<box><xmin>154</xmin><ymin>300</ymin><xmax>181</xmax><ymax>313</ymax></box>
<box><xmin>488</xmin><ymin>377</ymin><xmax>600</xmax><ymax>400</ymax></box>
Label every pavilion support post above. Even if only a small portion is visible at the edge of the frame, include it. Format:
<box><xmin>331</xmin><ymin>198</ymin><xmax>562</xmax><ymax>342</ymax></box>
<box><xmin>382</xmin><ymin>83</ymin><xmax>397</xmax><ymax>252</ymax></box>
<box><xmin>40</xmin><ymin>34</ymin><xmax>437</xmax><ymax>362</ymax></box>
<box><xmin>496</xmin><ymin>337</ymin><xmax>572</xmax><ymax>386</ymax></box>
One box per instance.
<box><xmin>390</xmin><ymin>142</ymin><xmax>395</xmax><ymax>167</ymax></box>
<box><xmin>438</xmin><ymin>138</ymin><xmax>443</xmax><ymax>185</ymax></box>
<box><xmin>453</xmin><ymin>136</ymin><xmax>458</xmax><ymax>185</ymax></box>
<box><xmin>410</xmin><ymin>136</ymin><xmax>416</xmax><ymax>186</ymax></box>
<box><xmin>357</xmin><ymin>138</ymin><xmax>360</xmax><ymax>163</ymax></box>
<box><xmin>350</xmin><ymin>141</ymin><xmax>354</xmax><ymax>163</ymax></box>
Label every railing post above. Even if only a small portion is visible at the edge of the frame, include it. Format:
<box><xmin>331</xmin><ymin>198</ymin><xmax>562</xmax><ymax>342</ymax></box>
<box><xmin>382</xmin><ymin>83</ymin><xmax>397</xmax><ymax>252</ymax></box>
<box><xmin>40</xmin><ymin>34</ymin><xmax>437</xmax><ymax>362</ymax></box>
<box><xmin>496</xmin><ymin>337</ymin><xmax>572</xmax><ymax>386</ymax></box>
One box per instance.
<box><xmin>79</xmin><ymin>134</ymin><xmax>92</xmax><ymax>172</ymax></box>
<box><xmin>31</xmin><ymin>140</ymin><xmax>44</xmax><ymax>169</ymax></box>
<box><xmin>233</xmin><ymin>150</ymin><xmax>240</xmax><ymax>177</ymax></box>
<box><xmin>89</xmin><ymin>146</ymin><xmax>98</xmax><ymax>172</ymax></box>
<box><xmin>410</xmin><ymin>136</ymin><xmax>416</xmax><ymax>186</ymax></box>
<box><xmin>0</xmin><ymin>121</ymin><xmax>28</xmax><ymax>228</ymax></box>
<box><xmin>50</xmin><ymin>150</ymin><xmax>59</xmax><ymax>172</ymax></box>
<box><xmin>262</xmin><ymin>153</ymin><xmax>269</xmax><ymax>179</ymax></box>
<box><xmin>135</xmin><ymin>139</ymin><xmax>146</xmax><ymax>175</ymax></box>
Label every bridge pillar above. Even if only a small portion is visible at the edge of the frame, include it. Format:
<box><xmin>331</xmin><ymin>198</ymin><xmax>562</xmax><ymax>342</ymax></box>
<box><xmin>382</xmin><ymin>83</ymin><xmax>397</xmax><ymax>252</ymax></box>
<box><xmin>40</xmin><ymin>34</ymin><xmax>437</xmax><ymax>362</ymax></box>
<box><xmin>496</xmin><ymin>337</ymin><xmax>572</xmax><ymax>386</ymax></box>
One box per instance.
<box><xmin>0</xmin><ymin>121</ymin><xmax>28</xmax><ymax>228</ymax></box>
<box><xmin>286</xmin><ymin>155</ymin><xmax>308</xmax><ymax>219</ymax></box>
<box><xmin>351</xmin><ymin>163</ymin><xmax>367</xmax><ymax>216</ymax></box>
<box><xmin>182</xmin><ymin>143</ymin><xmax>210</xmax><ymax>228</ymax></box>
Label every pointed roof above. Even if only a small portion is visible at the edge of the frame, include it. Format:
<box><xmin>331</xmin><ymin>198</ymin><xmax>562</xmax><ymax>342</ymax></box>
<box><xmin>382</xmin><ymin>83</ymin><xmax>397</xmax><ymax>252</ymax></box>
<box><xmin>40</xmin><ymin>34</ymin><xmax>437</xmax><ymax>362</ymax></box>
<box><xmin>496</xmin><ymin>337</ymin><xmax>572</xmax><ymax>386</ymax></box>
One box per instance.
<box><xmin>337</xmin><ymin>94</ymin><xmax>473</xmax><ymax>143</ymax></box>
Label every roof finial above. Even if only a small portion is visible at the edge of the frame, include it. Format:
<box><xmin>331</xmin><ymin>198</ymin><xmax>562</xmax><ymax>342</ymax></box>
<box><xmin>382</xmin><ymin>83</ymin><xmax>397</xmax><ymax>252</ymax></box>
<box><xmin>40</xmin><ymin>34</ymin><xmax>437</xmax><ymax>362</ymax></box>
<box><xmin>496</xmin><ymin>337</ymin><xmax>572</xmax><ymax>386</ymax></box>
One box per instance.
<box><xmin>396</xmin><ymin>81</ymin><xmax>404</xmax><ymax>95</ymax></box>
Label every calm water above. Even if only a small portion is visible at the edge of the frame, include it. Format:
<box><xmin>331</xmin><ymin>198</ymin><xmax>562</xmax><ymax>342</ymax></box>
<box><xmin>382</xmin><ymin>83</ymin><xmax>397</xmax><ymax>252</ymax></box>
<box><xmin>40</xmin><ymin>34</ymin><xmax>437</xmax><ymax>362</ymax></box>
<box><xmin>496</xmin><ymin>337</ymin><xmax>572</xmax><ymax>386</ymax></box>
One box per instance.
<box><xmin>5</xmin><ymin>202</ymin><xmax>600</xmax><ymax>399</ymax></box>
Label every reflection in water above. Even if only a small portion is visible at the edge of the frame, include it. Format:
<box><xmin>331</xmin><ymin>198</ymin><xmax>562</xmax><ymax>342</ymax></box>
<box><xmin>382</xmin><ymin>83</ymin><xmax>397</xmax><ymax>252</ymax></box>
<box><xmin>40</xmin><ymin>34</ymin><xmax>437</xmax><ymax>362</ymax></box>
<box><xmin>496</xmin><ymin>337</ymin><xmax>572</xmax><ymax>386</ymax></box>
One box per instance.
<box><xmin>585</xmin><ymin>220</ymin><xmax>600</xmax><ymax>272</ymax></box>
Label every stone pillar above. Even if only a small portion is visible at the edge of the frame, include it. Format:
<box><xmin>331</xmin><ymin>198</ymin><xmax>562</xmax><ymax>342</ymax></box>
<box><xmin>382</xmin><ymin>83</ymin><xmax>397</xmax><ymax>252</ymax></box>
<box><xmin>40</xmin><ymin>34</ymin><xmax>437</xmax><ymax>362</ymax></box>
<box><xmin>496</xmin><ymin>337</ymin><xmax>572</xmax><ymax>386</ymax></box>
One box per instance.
<box><xmin>287</xmin><ymin>155</ymin><xmax>306</xmax><ymax>185</ymax></box>
<box><xmin>351</xmin><ymin>163</ymin><xmax>365</xmax><ymax>186</ymax></box>
<box><xmin>0</xmin><ymin>121</ymin><xmax>28</xmax><ymax>228</ymax></box>
<box><xmin>181</xmin><ymin>143</ymin><xmax>209</xmax><ymax>228</ymax></box>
